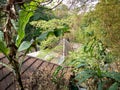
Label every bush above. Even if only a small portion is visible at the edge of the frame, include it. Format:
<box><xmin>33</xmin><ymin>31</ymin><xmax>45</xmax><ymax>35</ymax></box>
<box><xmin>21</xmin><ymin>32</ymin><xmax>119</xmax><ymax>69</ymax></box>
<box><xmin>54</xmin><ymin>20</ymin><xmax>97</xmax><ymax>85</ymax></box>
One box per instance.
<box><xmin>40</xmin><ymin>36</ymin><xmax>59</xmax><ymax>49</ymax></box>
<box><xmin>65</xmin><ymin>38</ymin><xmax>120</xmax><ymax>90</ymax></box>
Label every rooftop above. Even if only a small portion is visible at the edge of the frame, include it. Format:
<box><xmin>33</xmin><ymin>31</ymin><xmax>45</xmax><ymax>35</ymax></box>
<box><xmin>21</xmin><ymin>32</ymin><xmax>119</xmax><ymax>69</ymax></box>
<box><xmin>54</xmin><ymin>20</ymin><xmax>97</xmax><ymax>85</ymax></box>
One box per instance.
<box><xmin>0</xmin><ymin>53</ymin><xmax>72</xmax><ymax>90</ymax></box>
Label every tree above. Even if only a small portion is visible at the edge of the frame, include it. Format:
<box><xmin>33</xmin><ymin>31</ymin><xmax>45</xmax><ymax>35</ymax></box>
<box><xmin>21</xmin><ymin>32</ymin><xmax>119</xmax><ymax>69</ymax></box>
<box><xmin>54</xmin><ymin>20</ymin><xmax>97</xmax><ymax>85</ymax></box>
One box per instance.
<box><xmin>53</xmin><ymin>4</ymin><xmax>69</xmax><ymax>19</ymax></box>
<box><xmin>0</xmin><ymin>0</ymin><xmax>65</xmax><ymax>89</ymax></box>
<box><xmin>94</xmin><ymin>0</ymin><xmax>120</xmax><ymax>58</ymax></box>
<box><xmin>0</xmin><ymin>0</ymin><xmax>41</xmax><ymax>89</ymax></box>
<box><xmin>65</xmin><ymin>0</ymin><xmax>120</xmax><ymax>89</ymax></box>
<box><xmin>79</xmin><ymin>0</ymin><xmax>120</xmax><ymax>58</ymax></box>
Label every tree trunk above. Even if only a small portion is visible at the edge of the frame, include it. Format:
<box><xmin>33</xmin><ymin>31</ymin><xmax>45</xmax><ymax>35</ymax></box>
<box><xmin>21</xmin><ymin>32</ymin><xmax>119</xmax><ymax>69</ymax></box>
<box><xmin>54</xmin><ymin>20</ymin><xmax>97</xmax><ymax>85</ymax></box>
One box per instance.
<box><xmin>4</xmin><ymin>0</ymin><xmax>24</xmax><ymax>89</ymax></box>
<box><xmin>9</xmin><ymin>57</ymin><xmax>24</xmax><ymax>90</ymax></box>
<box><xmin>14</xmin><ymin>64</ymin><xmax>24</xmax><ymax>90</ymax></box>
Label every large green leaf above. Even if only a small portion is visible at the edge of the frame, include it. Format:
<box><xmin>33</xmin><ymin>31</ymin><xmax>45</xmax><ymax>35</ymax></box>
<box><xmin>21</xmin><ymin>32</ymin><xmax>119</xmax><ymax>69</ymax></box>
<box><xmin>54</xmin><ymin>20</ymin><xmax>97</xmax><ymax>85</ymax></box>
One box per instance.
<box><xmin>18</xmin><ymin>41</ymin><xmax>32</xmax><ymax>52</ymax></box>
<box><xmin>16</xmin><ymin>0</ymin><xmax>44</xmax><ymax>47</ymax></box>
<box><xmin>0</xmin><ymin>41</ymin><xmax>10</xmax><ymax>55</ymax></box>
<box><xmin>109</xmin><ymin>82</ymin><xmax>119</xmax><ymax>90</ymax></box>
<box><xmin>16</xmin><ymin>10</ymin><xmax>33</xmax><ymax>47</ymax></box>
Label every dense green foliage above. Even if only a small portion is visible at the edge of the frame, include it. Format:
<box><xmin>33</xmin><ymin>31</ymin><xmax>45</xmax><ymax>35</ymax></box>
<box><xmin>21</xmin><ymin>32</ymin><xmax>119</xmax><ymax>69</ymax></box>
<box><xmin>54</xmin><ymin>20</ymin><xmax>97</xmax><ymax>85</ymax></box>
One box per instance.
<box><xmin>40</xmin><ymin>36</ymin><xmax>59</xmax><ymax>49</ymax></box>
<box><xmin>0</xmin><ymin>0</ymin><xmax>120</xmax><ymax>90</ymax></box>
<box><xmin>29</xmin><ymin>1</ymin><xmax>120</xmax><ymax>89</ymax></box>
<box><xmin>79</xmin><ymin>0</ymin><xmax>120</xmax><ymax>58</ymax></box>
<box><xmin>95</xmin><ymin>0</ymin><xmax>120</xmax><ymax>57</ymax></box>
<box><xmin>0</xmin><ymin>0</ymin><xmax>68</xmax><ymax>89</ymax></box>
<box><xmin>64</xmin><ymin>0</ymin><xmax>120</xmax><ymax>89</ymax></box>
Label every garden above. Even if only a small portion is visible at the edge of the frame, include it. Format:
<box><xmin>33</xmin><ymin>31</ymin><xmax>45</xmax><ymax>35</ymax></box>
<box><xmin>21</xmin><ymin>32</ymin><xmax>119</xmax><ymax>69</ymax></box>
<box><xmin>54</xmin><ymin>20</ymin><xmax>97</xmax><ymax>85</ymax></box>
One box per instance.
<box><xmin>0</xmin><ymin>0</ymin><xmax>120</xmax><ymax>90</ymax></box>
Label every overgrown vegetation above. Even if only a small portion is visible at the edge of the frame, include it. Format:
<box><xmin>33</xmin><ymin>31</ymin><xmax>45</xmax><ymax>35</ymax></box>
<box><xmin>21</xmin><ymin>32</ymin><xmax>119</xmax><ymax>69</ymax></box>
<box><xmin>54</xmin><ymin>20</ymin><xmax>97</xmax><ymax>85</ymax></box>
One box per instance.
<box><xmin>0</xmin><ymin>0</ymin><xmax>120</xmax><ymax>90</ymax></box>
<box><xmin>64</xmin><ymin>0</ymin><xmax>120</xmax><ymax>89</ymax></box>
<box><xmin>0</xmin><ymin>0</ymin><xmax>68</xmax><ymax>89</ymax></box>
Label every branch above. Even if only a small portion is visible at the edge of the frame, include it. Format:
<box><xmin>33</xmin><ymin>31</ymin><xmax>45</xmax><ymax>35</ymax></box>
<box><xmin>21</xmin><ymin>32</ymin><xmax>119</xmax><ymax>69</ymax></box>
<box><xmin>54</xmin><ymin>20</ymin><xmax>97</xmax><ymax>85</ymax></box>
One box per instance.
<box><xmin>50</xmin><ymin>0</ymin><xmax>63</xmax><ymax>10</ymax></box>
<box><xmin>68</xmin><ymin>0</ymin><xmax>90</xmax><ymax>10</ymax></box>
<box><xmin>42</xmin><ymin>0</ymin><xmax>53</xmax><ymax>6</ymax></box>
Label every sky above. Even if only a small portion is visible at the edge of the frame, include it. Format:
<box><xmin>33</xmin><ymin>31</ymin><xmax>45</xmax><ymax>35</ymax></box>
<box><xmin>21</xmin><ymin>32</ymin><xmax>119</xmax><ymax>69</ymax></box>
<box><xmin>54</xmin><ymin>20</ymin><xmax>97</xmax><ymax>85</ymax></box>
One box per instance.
<box><xmin>47</xmin><ymin>0</ymin><xmax>98</xmax><ymax>12</ymax></box>
<box><xmin>63</xmin><ymin>0</ymin><xmax>98</xmax><ymax>12</ymax></box>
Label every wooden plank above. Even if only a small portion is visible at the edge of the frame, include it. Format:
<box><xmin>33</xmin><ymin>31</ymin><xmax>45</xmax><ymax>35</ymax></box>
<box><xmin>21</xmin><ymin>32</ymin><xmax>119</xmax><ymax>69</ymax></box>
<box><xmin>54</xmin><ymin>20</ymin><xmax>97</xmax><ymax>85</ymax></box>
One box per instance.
<box><xmin>0</xmin><ymin>54</ymin><xmax>72</xmax><ymax>90</ymax></box>
<box><xmin>0</xmin><ymin>72</ymin><xmax>14</xmax><ymax>90</ymax></box>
